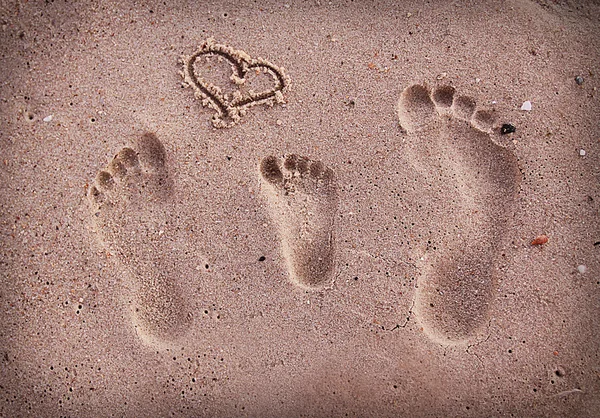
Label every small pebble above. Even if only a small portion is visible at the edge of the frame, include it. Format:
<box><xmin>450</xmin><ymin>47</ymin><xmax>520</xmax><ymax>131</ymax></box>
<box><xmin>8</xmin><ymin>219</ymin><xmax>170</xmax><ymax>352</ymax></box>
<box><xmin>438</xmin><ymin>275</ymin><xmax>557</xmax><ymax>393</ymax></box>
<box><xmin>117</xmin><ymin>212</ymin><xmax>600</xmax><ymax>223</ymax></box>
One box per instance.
<box><xmin>531</xmin><ymin>234</ymin><xmax>549</xmax><ymax>246</ymax></box>
<box><xmin>579</xmin><ymin>149</ymin><xmax>586</xmax><ymax>157</ymax></box>
<box><xmin>577</xmin><ymin>265</ymin><xmax>587</xmax><ymax>274</ymax></box>
<box><xmin>501</xmin><ymin>123</ymin><xmax>516</xmax><ymax>135</ymax></box>
<box><xmin>43</xmin><ymin>115</ymin><xmax>53</xmax><ymax>122</ymax></box>
<box><xmin>575</xmin><ymin>75</ymin><xmax>584</xmax><ymax>85</ymax></box>
<box><xmin>521</xmin><ymin>101</ymin><xmax>532</xmax><ymax>111</ymax></box>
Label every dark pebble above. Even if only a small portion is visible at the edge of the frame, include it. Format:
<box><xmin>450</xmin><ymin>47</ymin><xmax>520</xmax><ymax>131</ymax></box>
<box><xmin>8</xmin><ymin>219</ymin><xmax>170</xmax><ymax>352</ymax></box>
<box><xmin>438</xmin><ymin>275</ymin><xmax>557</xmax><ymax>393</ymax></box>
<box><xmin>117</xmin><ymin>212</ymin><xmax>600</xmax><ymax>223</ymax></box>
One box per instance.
<box><xmin>575</xmin><ymin>75</ymin><xmax>584</xmax><ymax>85</ymax></box>
<box><xmin>500</xmin><ymin>123</ymin><xmax>516</xmax><ymax>135</ymax></box>
<box><xmin>258</xmin><ymin>256</ymin><xmax>266</xmax><ymax>262</ymax></box>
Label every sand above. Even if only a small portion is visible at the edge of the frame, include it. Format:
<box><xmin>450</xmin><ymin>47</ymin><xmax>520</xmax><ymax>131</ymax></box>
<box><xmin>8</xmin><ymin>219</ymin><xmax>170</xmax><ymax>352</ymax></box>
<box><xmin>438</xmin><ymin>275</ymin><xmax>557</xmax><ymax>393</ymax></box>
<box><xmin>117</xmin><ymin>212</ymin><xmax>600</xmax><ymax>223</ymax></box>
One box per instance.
<box><xmin>1</xmin><ymin>0</ymin><xmax>599</xmax><ymax>416</ymax></box>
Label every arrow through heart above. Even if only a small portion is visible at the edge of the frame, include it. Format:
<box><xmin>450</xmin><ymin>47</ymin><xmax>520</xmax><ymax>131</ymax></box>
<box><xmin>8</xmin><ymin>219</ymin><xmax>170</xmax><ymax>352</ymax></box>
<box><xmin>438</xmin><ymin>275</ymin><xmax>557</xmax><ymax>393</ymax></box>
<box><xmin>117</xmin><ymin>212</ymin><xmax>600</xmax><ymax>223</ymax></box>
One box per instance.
<box><xmin>181</xmin><ymin>38</ymin><xmax>290</xmax><ymax>128</ymax></box>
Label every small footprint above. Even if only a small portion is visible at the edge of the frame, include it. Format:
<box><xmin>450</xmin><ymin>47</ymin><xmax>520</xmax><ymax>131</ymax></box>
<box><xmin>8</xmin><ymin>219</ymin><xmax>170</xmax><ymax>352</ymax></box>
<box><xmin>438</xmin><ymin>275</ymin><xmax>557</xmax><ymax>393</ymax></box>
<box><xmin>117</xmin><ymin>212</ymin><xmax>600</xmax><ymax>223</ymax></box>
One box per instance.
<box><xmin>260</xmin><ymin>154</ymin><xmax>338</xmax><ymax>288</ymax></box>
<box><xmin>88</xmin><ymin>133</ymin><xmax>192</xmax><ymax>347</ymax></box>
<box><xmin>397</xmin><ymin>84</ymin><xmax>521</xmax><ymax>344</ymax></box>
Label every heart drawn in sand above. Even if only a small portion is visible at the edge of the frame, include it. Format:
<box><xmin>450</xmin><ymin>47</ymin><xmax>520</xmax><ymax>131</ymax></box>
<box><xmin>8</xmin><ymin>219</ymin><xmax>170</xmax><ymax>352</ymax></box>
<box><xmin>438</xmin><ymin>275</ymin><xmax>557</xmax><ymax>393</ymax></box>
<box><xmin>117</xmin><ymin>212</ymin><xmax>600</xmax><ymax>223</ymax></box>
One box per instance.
<box><xmin>181</xmin><ymin>38</ymin><xmax>290</xmax><ymax>128</ymax></box>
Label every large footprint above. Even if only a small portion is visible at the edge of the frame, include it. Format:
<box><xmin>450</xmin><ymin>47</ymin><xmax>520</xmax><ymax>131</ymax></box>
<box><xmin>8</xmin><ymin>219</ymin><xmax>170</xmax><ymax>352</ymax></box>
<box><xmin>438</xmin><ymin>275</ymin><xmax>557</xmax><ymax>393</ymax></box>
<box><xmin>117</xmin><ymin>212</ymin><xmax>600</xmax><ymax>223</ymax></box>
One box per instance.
<box><xmin>397</xmin><ymin>84</ymin><xmax>521</xmax><ymax>344</ymax></box>
<box><xmin>260</xmin><ymin>154</ymin><xmax>338</xmax><ymax>289</ymax></box>
<box><xmin>88</xmin><ymin>133</ymin><xmax>192</xmax><ymax>347</ymax></box>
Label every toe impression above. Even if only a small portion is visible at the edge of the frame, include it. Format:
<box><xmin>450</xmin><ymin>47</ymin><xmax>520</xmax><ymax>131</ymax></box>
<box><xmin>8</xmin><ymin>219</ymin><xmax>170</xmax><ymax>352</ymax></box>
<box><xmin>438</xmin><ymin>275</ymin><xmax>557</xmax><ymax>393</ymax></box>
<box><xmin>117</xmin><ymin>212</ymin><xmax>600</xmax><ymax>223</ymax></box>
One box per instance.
<box><xmin>397</xmin><ymin>84</ymin><xmax>437</xmax><ymax>132</ymax></box>
<box><xmin>452</xmin><ymin>95</ymin><xmax>477</xmax><ymax>121</ymax></box>
<box><xmin>260</xmin><ymin>155</ymin><xmax>284</xmax><ymax>186</ymax></box>
<box><xmin>432</xmin><ymin>85</ymin><xmax>455</xmax><ymax>108</ymax></box>
<box><xmin>136</xmin><ymin>133</ymin><xmax>167</xmax><ymax>172</ymax></box>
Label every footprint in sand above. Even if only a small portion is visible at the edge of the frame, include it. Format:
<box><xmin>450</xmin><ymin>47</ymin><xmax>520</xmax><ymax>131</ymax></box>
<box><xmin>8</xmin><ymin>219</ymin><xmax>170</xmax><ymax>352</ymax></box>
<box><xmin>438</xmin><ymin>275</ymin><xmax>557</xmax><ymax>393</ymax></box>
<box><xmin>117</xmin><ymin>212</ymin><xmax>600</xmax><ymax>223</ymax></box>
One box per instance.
<box><xmin>397</xmin><ymin>84</ymin><xmax>521</xmax><ymax>344</ymax></box>
<box><xmin>260</xmin><ymin>154</ymin><xmax>338</xmax><ymax>289</ymax></box>
<box><xmin>88</xmin><ymin>133</ymin><xmax>192</xmax><ymax>347</ymax></box>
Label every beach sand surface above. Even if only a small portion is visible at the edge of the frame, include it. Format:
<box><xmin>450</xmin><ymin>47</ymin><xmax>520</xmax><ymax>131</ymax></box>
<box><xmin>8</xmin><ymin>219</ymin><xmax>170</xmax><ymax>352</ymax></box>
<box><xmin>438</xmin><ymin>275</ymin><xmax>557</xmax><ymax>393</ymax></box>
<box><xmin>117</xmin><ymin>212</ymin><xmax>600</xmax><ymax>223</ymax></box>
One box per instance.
<box><xmin>1</xmin><ymin>0</ymin><xmax>599</xmax><ymax>416</ymax></box>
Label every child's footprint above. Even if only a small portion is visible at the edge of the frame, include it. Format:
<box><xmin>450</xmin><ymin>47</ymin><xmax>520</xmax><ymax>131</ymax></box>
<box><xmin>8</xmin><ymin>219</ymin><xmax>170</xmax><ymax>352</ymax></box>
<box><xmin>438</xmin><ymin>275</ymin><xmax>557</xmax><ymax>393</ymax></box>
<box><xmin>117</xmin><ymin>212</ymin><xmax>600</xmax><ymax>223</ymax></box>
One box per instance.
<box><xmin>88</xmin><ymin>133</ymin><xmax>192</xmax><ymax>347</ymax></box>
<box><xmin>397</xmin><ymin>84</ymin><xmax>521</xmax><ymax>344</ymax></box>
<box><xmin>260</xmin><ymin>154</ymin><xmax>338</xmax><ymax>289</ymax></box>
